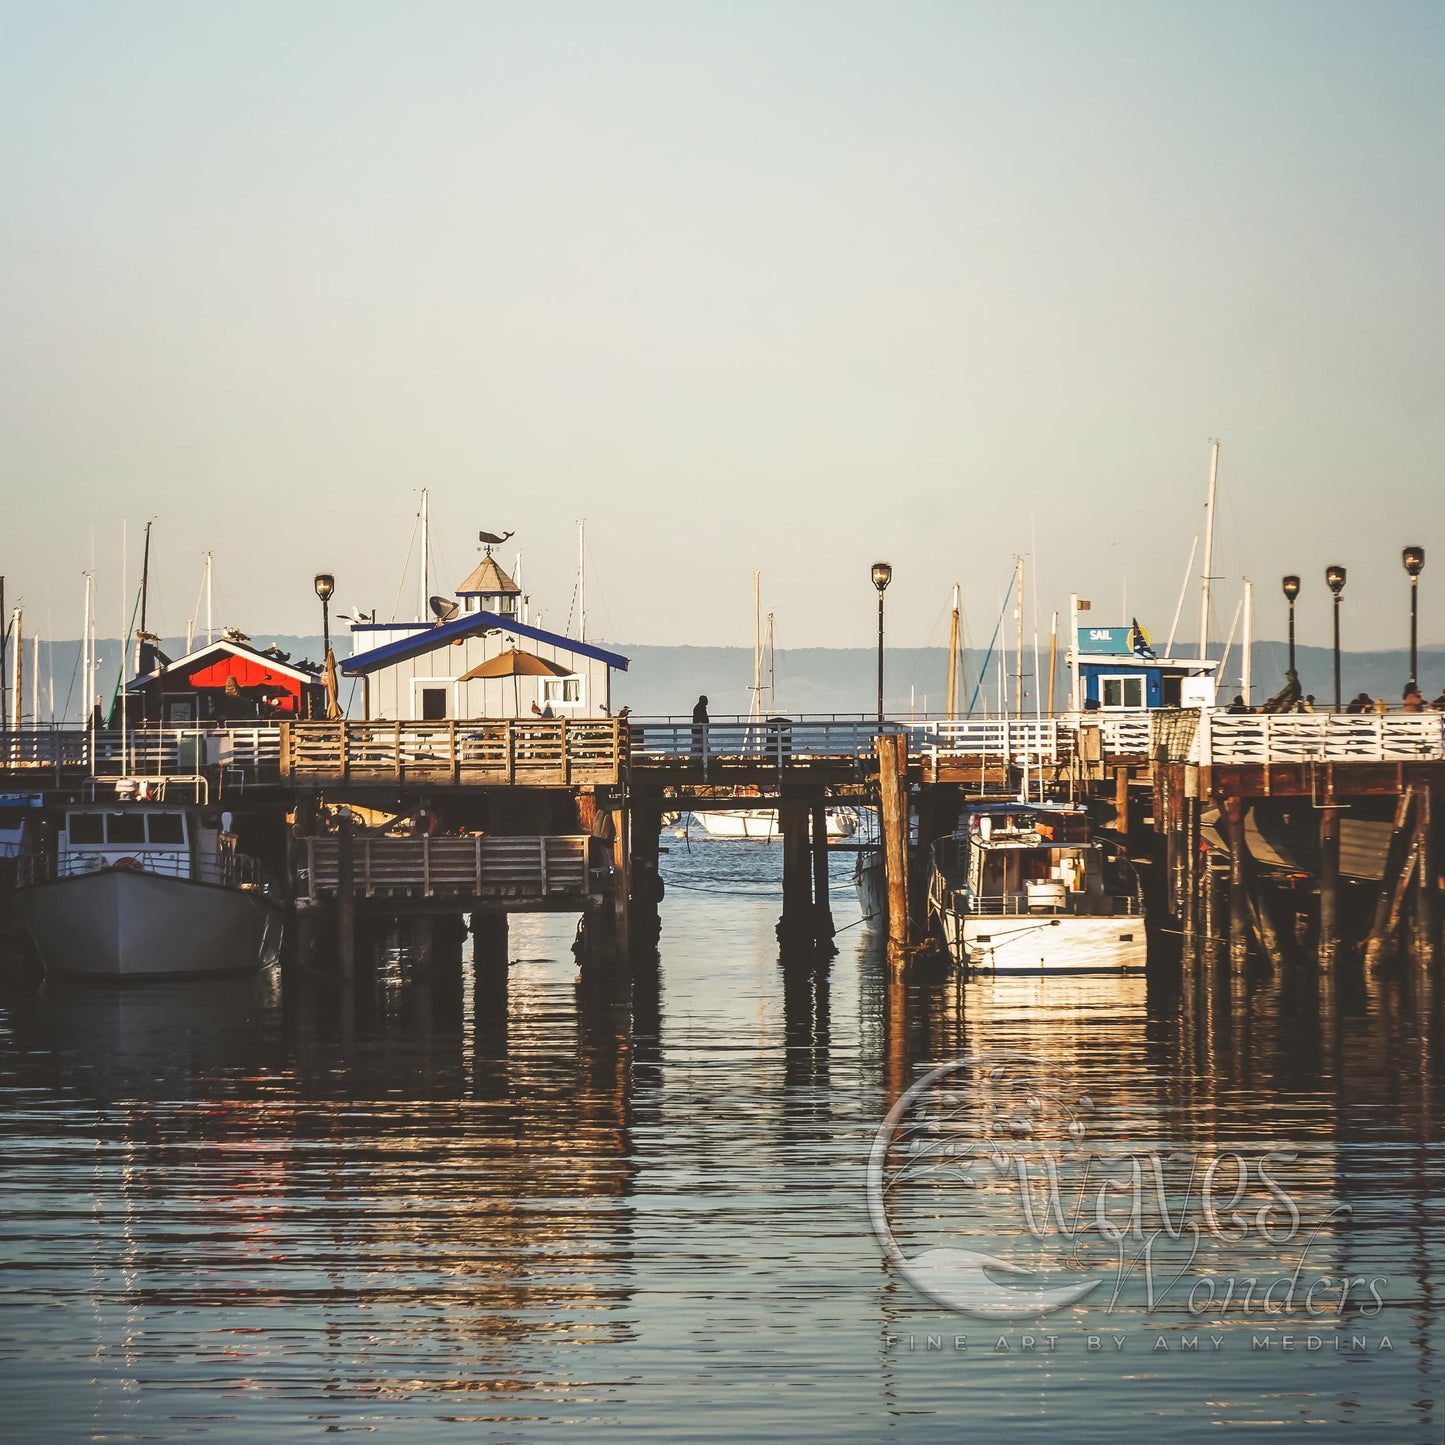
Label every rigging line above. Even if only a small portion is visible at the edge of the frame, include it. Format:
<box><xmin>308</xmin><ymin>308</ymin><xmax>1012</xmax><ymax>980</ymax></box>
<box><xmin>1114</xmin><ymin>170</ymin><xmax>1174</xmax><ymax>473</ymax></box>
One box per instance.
<box><xmin>389</xmin><ymin>504</ymin><xmax>422</xmax><ymax>623</ymax></box>
<box><xmin>965</xmin><ymin>570</ymin><xmax>1017</xmax><ymax>715</ymax></box>
<box><xmin>582</xmin><ymin>535</ymin><xmax>618</xmax><ymax>641</ymax></box>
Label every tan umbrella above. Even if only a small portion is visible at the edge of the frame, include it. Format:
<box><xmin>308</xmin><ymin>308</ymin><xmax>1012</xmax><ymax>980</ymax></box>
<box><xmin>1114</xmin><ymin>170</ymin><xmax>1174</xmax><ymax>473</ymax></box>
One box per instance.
<box><xmin>323</xmin><ymin>646</ymin><xmax>342</xmax><ymax>721</ymax></box>
<box><xmin>459</xmin><ymin>647</ymin><xmax>571</xmax><ymax>716</ymax></box>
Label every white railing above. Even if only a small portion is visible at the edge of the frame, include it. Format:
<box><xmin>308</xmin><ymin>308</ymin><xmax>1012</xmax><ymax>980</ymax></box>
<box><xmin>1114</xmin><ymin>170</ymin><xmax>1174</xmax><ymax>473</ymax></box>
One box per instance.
<box><xmin>1201</xmin><ymin>711</ymin><xmax>1445</xmax><ymax>765</ymax></box>
<box><xmin>627</xmin><ymin>718</ymin><xmax>900</xmax><ymax>775</ymax></box>
<box><xmin>18</xmin><ymin>847</ymin><xmax>267</xmax><ymax>889</ymax></box>
<box><xmin>906</xmin><ymin>718</ymin><xmax>1070</xmax><ymax>765</ymax></box>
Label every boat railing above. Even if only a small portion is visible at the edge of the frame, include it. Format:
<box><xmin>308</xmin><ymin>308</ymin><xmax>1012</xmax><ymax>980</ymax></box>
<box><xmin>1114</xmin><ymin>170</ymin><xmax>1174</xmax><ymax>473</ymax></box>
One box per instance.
<box><xmin>965</xmin><ymin>892</ymin><xmax>1141</xmax><ymax>916</ymax></box>
<box><xmin>17</xmin><ymin>847</ymin><xmax>267</xmax><ymax>889</ymax></box>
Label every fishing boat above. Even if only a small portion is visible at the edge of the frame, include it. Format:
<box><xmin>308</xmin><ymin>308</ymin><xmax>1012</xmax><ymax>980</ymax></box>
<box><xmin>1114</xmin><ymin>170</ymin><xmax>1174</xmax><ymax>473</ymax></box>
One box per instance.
<box><xmin>927</xmin><ymin>801</ymin><xmax>1145</xmax><ymax>975</ymax></box>
<box><xmin>691</xmin><ymin>805</ymin><xmax>860</xmax><ymax>841</ymax></box>
<box><xmin>15</xmin><ymin>800</ymin><xmax>283</xmax><ymax>979</ymax></box>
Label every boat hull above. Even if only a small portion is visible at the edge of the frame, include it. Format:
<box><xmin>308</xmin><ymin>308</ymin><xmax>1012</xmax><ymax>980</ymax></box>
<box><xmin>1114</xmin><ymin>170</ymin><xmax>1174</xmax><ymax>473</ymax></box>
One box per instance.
<box><xmin>854</xmin><ymin>847</ymin><xmax>886</xmax><ymax>924</ymax></box>
<box><xmin>693</xmin><ymin>807</ymin><xmax>858</xmax><ymax>841</ymax></box>
<box><xmin>940</xmin><ymin>908</ymin><xmax>1146</xmax><ymax>975</ymax></box>
<box><xmin>17</xmin><ymin>869</ymin><xmax>283</xmax><ymax>980</ymax></box>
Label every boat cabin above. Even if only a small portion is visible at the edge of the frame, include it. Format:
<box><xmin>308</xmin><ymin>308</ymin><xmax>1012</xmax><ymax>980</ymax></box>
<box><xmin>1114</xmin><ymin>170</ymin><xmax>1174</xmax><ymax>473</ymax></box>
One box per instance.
<box><xmin>961</xmin><ymin>804</ymin><xmax>1115</xmax><ymax>915</ymax></box>
<box><xmin>58</xmin><ymin>804</ymin><xmax>221</xmax><ymax>881</ymax></box>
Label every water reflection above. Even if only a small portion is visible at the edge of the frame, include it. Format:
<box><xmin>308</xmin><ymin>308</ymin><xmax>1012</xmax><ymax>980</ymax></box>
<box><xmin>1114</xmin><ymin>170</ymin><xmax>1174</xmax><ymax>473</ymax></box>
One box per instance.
<box><xmin>0</xmin><ymin>839</ymin><xmax>1439</xmax><ymax>1441</ymax></box>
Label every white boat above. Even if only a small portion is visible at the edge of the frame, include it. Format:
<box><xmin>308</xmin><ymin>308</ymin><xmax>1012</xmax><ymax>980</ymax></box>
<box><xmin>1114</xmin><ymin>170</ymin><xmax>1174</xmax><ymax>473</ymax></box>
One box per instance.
<box><xmin>927</xmin><ymin>802</ymin><xmax>1145</xmax><ymax>975</ymax></box>
<box><xmin>691</xmin><ymin>806</ymin><xmax>859</xmax><ymax>841</ymax></box>
<box><xmin>15</xmin><ymin>802</ymin><xmax>283</xmax><ymax>980</ymax></box>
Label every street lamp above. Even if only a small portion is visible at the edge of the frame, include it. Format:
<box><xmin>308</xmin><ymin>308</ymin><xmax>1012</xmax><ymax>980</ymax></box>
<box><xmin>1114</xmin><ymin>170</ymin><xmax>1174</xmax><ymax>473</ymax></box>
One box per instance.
<box><xmin>1326</xmin><ymin>565</ymin><xmax>1346</xmax><ymax>712</ymax></box>
<box><xmin>314</xmin><ymin>573</ymin><xmax>335</xmax><ymax>659</ymax></box>
<box><xmin>1403</xmin><ymin>546</ymin><xmax>1425</xmax><ymax>688</ymax></box>
<box><xmin>1282</xmin><ymin>575</ymin><xmax>1300</xmax><ymax>677</ymax></box>
<box><xmin>872</xmin><ymin>562</ymin><xmax>892</xmax><ymax>723</ymax></box>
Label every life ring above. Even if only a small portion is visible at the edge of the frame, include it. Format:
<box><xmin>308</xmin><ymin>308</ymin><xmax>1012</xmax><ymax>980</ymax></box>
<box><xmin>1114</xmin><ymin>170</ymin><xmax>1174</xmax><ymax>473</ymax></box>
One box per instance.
<box><xmin>110</xmin><ymin>857</ymin><xmax>145</xmax><ymax>873</ymax></box>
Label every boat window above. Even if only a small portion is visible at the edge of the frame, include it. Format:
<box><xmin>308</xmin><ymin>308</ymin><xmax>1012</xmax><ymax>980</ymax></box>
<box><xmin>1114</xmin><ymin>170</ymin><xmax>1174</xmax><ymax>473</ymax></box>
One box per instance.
<box><xmin>147</xmin><ymin>814</ymin><xmax>185</xmax><ymax>845</ymax></box>
<box><xmin>106</xmin><ymin>813</ymin><xmax>146</xmax><ymax>845</ymax></box>
<box><xmin>68</xmin><ymin>814</ymin><xmax>104</xmax><ymax>844</ymax></box>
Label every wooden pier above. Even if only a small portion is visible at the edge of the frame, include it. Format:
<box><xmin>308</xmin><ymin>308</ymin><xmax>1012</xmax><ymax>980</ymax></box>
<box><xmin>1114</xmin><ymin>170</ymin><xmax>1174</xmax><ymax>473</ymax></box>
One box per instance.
<box><xmin>6</xmin><ymin>706</ymin><xmax>1445</xmax><ymax>986</ymax></box>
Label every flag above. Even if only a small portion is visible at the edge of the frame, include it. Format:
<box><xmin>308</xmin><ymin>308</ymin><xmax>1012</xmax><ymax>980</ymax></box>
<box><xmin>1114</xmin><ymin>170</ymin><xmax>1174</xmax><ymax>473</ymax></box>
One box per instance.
<box><xmin>1130</xmin><ymin>618</ymin><xmax>1157</xmax><ymax>661</ymax></box>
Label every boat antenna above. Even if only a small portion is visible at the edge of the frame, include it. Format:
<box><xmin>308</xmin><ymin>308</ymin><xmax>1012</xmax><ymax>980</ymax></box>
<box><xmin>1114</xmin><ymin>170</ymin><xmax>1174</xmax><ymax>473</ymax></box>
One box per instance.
<box><xmin>578</xmin><ymin>518</ymin><xmax>587</xmax><ymax>643</ymax></box>
<box><xmin>750</xmin><ymin>570</ymin><xmax>762</xmax><ymax>727</ymax></box>
<box><xmin>419</xmin><ymin>488</ymin><xmax>429</xmax><ymax>622</ymax></box>
<box><xmin>1199</xmin><ymin>440</ymin><xmax>1219</xmax><ymax>661</ymax></box>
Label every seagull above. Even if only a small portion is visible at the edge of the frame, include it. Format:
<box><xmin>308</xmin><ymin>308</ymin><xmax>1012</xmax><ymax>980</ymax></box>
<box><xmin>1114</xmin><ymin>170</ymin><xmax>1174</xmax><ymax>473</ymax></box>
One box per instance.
<box><xmin>478</xmin><ymin>529</ymin><xmax>515</xmax><ymax>546</ymax></box>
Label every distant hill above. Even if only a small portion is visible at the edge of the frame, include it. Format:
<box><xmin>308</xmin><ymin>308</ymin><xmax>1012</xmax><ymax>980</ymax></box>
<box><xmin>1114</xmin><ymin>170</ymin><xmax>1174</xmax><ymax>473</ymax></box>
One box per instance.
<box><xmin>6</xmin><ymin>633</ymin><xmax>1442</xmax><ymax>724</ymax></box>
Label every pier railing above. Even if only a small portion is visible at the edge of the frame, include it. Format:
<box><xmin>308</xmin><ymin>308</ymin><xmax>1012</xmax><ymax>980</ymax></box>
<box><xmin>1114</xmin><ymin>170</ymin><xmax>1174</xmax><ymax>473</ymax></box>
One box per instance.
<box><xmin>905</xmin><ymin>719</ymin><xmax>1073</xmax><ymax>765</ymax></box>
<box><xmin>281</xmin><ymin>719</ymin><xmax>626</xmax><ymax>787</ymax></box>
<box><xmin>1199</xmin><ymin>711</ymin><xmax>1445</xmax><ymax>765</ymax></box>
<box><xmin>302</xmin><ymin>834</ymin><xmax>592</xmax><ymax>902</ymax></box>
<box><xmin>626</xmin><ymin>718</ymin><xmax>902</xmax><ymax>778</ymax></box>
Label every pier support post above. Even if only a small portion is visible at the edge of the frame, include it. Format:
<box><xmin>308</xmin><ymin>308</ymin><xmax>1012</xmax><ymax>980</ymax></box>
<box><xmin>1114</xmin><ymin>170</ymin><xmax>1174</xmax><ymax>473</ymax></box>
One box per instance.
<box><xmin>1416</xmin><ymin>789</ymin><xmax>1437</xmax><ymax>969</ymax></box>
<box><xmin>1225</xmin><ymin>797</ymin><xmax>1250</xmax><ymax>973</ymax></box>
<box><xmin>1319</xmin><ymin>805</ymin><xmax>1340</xmax><ymax>971</ymax></box>
<box><xmin>876</xmin><ymin>732</ymin><xmax>910</xmax><ymax>951</ymax></box>
<box><xmin>630</xmin><ymin>790</ymin><xmax>665</xmax><ymax>953</ymax></box>
<box><xmin>778</xmin><ymin>791</ymin><xmax>815</xmax><ymax>950</ymax></box>
<box><xmin>337</xmin><ymin>811</ymin><xmax>356</xmax><ymax>983</ymax></box>
<box><xmin>1115</xmin><ymin>766</ymin><xmax>1130</xmax><ymax>840</ymax></box>
<box><xmin>609</xmin><ymin>803</ymin><xmax>631</xmax><ymax>961</ymax></box>
<box><xmin>1365</xmin><ymin>788</ymin><xmax>1416</xmax><ymax>970</ymax></box>
<box><xmin>810</xmin><ymin>800</ymin><xmax>835</xmax><ymax>947</ymax></box>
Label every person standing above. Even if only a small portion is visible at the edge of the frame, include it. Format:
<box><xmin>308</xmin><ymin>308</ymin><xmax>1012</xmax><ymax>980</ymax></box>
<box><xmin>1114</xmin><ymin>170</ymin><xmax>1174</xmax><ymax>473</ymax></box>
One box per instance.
<box><xmin>691</xmin><ymin>694</ymin><xmax>709</xmax><ymax>765</ymax></box>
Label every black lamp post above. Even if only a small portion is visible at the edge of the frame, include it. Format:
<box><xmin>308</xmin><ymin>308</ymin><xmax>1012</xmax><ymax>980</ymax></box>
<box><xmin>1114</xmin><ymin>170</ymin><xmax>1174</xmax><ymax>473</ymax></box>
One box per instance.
<box><xmin>314</xmin><ymin>573</ymin><xmax>335</xmax><ymax>659</ymax></box>
<box><xmin>1326</xmin><ymin>565</ymin><xmax>1346</xmax><ymax>711</ymax></box>
<box><xmin>872</xmin><ymin>561</ymin><xmax>892</xmax><ymax>723</ymax></box>
<box><xmin>1403</xmin><ymin>545</ymin><xmax>1425</xmax><ymax>688</ymax></box>
<box><xmin>1282</xmin><ymin>575</ymin><xmax>1300</xmax><ymax>677</ymax></box>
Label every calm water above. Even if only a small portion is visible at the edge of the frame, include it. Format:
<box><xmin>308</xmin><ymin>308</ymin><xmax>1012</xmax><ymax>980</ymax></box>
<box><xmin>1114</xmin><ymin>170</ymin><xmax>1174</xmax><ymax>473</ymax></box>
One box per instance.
<box><xmin>1</xmin><ymin>836</ymin><xmax>1442</xmax><ymax>1442</ymax></box>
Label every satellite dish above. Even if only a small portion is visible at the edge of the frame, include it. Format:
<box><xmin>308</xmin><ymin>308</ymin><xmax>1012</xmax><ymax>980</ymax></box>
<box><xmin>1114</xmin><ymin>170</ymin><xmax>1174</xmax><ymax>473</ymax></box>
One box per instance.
<box><xmin>429</xmin><ymin>595</ymin><xmax>460</xmax><ymax>623</ymax></box>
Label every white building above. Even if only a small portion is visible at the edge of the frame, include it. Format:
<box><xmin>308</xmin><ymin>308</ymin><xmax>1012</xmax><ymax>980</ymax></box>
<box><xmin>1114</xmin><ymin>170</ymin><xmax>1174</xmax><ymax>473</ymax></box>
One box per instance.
<box><xmin>341</xmin><ymin>550</ymin><xmax>628</xmax><ymax>721</ymax></box>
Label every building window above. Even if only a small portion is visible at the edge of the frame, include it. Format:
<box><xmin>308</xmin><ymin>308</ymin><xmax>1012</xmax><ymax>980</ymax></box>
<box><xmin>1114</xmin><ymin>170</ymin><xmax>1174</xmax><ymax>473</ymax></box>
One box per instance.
<box><xmin>420</xmin><ymin>687</ymin><xmax>448</xmax><ymax>720</ymax></box>
<box><xmin>1100</xmin><ymin>676</ymin><xmax>1144</xmax><ymax>709</ymax></box>
<box><xmin>542</xmin><ymin>676</ymin><xmax>583</xmax><ymax>708</ymax></box>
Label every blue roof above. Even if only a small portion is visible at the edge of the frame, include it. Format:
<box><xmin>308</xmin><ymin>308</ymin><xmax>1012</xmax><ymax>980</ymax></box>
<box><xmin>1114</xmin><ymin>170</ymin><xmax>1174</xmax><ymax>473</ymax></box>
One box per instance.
<box><xmin>342</xmin><ymin>610</ymin><xmax>629</xmax><ymax>675</ymax></box>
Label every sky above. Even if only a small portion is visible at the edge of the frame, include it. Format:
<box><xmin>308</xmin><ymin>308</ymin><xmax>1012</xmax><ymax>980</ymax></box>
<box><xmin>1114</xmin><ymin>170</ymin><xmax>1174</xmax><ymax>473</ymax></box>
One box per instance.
<box><xmin>2</xmin><ymin>0</ymin><xmax>1442</xmax><ymax>659</ymax></box>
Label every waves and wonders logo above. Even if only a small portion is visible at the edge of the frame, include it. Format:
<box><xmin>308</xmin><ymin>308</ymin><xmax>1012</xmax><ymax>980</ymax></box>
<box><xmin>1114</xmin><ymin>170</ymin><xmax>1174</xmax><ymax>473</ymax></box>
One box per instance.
<box><xmin>867</xmin><ymin>1054</ymin><xmax>1379</xmax><ymax>1326</ymax></box>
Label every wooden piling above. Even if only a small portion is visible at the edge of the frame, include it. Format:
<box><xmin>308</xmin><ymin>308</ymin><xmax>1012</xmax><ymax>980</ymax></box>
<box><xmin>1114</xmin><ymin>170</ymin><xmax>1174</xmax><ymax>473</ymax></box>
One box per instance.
<box><xmin>1115</xmin><ymin>766</ymin><xmax>1130</xmax><ymax>839</ymax></box>
<box><xmin>810</xmin><ymin>800</ymin><xmax>835</xmax><ymax>945</ymax></box>
<box><xmin>1224</xmin><ymin>796</ymin><xmax>1250</xmax><ymax>972</ymax></box>
<box><xmin>1319</xmin><ymin>806</ymin><xmax>1340</xmax><ymax>970</ymax></box>
<box><xmin>1364</xmin><ymin>788</ymin><xmax>1416</xmax><ymax>969</ymax></box>
<box><xmin>336</xmin><ymin>811</ymin><xmax>355</xmax><ymax>982</ymax></box>
<box><xmin>1416</xmin><ymin>788</ymin><xmax>1437</xmax><ymax>969</ymax></box>
<box><xmin>778</xmin><ymin>792</ymin><xmax>814</xmax><ymax>949</ymax></box>
<box><xmin>876</xmin><ymin>732</ymin><xmax>910</xmax><ymax>950</ymax></box>
<box><xmin>609</xmin><ymin>805</ymin><xmax>631</xmax><ymax>960</ymax></box>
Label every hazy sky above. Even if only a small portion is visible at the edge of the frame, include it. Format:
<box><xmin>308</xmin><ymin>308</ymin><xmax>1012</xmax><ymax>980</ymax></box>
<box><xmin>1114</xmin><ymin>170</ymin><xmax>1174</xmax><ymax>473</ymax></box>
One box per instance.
<box><xmin>2</xmin><ymin>1</ymin><xmax>1442</xmax><ymax>658</ymax></box>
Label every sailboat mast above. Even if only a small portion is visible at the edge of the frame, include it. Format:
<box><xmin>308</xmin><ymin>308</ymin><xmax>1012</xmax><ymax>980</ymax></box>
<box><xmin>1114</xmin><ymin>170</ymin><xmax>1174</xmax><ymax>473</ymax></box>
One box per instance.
<box><xmin>947</xmin><ymin>584</ymin><xmax>960</xmax><ymax>721</ymax></box>
<box><xmin>137</xmin><ymin>519</ymin><xmax>153</xmax><ymax>673</ymax></box>
<box><xmin>32</xmin><ymin>631</ymin><xmax>39</xmax><ymax>727</ymax></box>
<box><xmin>766</xmin><ymin>611</ymin><xmax>775</xmax><ymax>712</ymax></box>
<box><xmin>1048</xmin><ymin>611</ymin><xmax>1058</xmax><ymax>715</ymax></box>
<box><xmin>205</xmin><ymin>551</ymin><xmax>214</xmax><ymax>645</ymax></box>
<box><xmin>11</xmin><ymin>607</ymin><xmax>21</xmax><ymax>730</ymax></box>
<box><xmin>1015</xmin><ymin>556</ymin><xmax>1025</xmax><ymax>721</ymax></box>
<box><xmin>751</xmin><ymin>571</ymin><xmax>761</xmax><ymax>724</ymax></box>
<box><xmin>578</xmin><ymin>518</ymin><xmax>587</xmax><ymax>642</ymax></box>
<box><xmin>1242</xmin><ymin>579</ymin><xmax>1254</xmax><ymax>704</ymax></box>
<box><xmin>0</xmin><ymin>577</ymin><xmax>5</xmax><ymax>729</ymax></box>
<box><xmin>419</xmin><ymin>489</ymin><xmax>429</xmax><ymax>621</ymax></box>
<box><xmin>82</xmin><ymin>573</ymin><xmax>94</xmax><ymax>723</ymax></box>
<box><xmin>1199</xmin><ymin>440</ymin><xmax>1219</xmax><ymax>662</ymax></box>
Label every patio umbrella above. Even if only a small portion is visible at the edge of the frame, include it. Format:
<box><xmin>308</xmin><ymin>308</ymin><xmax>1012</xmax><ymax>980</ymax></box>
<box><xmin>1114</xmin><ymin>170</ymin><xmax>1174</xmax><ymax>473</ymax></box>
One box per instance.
<box><xmin>322</xmin><ymin>647</ymin><xmax>342</xmax><ymax>721</ymax></box>
<box><xmin>459</xmin><ymin>647</ymin><xmax>571</xmax><ymax>716</ymax></box>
